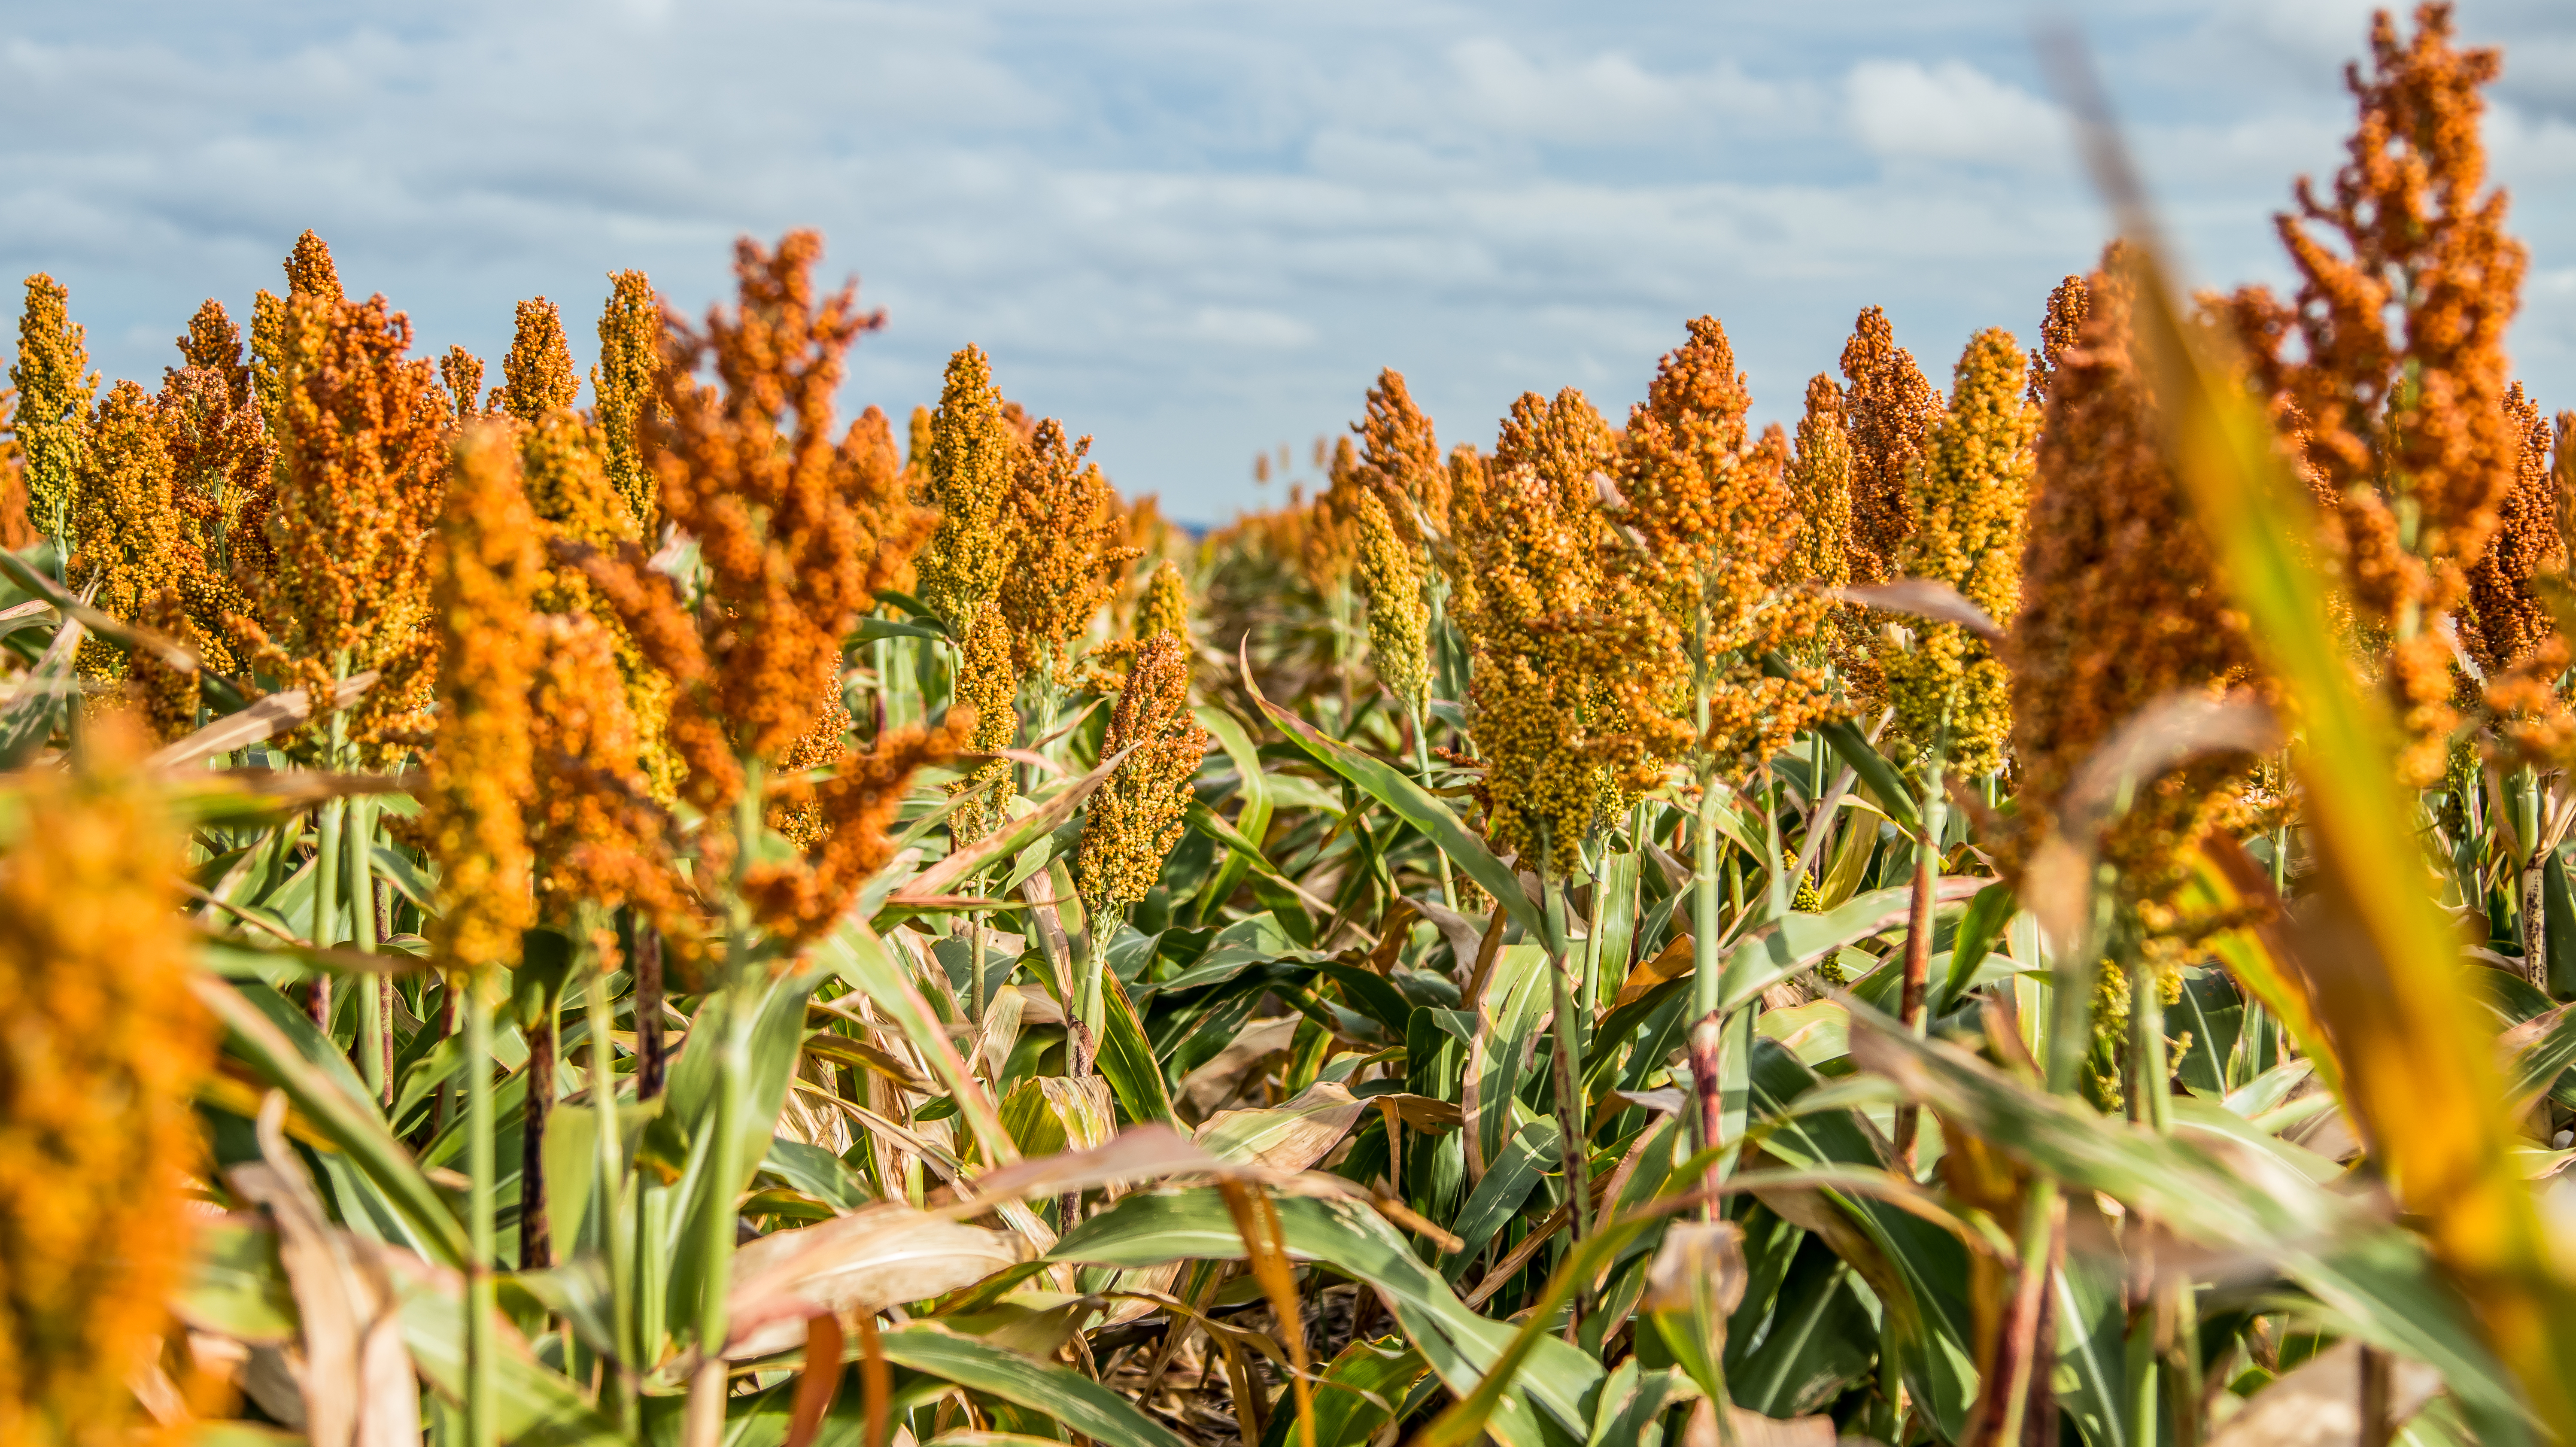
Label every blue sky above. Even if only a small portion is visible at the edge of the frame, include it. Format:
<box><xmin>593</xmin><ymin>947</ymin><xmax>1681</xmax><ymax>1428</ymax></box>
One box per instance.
<box><xmin>6</xmin><ymin>0</ymin><xmax>2573</xmax><ymax>521</ymax></box>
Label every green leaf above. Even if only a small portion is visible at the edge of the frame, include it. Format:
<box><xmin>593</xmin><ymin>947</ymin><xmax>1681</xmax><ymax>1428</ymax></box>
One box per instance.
<box><xmin>1267</xmin><ymin>1335</ymin><xmax>1430</xmax><ymax>1447</ymax></box>
<box><xmin>1933</xmin><ymin>882</ymin><xmax>2015</xmax><ymax>1016</ymax></box>
<box><xmin>383</xmin><ymin>1253</ymin><xmax>624</xmax><ymax>1446</ymax></box>
<box><xmin>823</xmin><ymin>921</ymin><xmax>1017</xmax><ymax>1162</ymax></box>
<box><xmin>1844</xmin><ymin>1000</ymin><xmax>2529</xmax><ymax>1438</ymax></box>
<box><xmin>878</xmin><ymin>1325</ymin><xmax>1191</xmax><ymax>1447</ymax></box>
<box><xmin>1195</xmin><ymin>705</ymin><xmax>1277</xmax><ymax>923</ymax></box>
<box><xmin>1798</xmin><ymin>706</ymin><xmax>1920</xmax><ymax>839</ymax></box>
<box><xmin>1242</xmin><ymin>643</ymin><xmax>1552</xmax><ymax>953</ymax></box>
<box><xmin>1054</xmin><ymin>1187</ymin><xmax>1603</xmax><ymax>1447</ymax></box>
<box><xmin>176</xmin><ymin>1215</ymin><xmax>298</xmax><ymax>1343</ymax></box>
<box><xmin>1443</xmin><ymin>1118</ymin><xmax>1559</xmax><ymax>1282</ymax></box>
<box><xmin>857</xmin><ymin>616</ymin><xmax>952</xmax><ymax>645</ymax></box>
<box><xmin>1096</xmin><ymin>969</ymin><xmax>1180</xmax><ymax>1125</ymax></box>
<box><xmin>189</xmin><ymin>974</ymin><xmax>467</xmax><ymax>1267</ymax></box>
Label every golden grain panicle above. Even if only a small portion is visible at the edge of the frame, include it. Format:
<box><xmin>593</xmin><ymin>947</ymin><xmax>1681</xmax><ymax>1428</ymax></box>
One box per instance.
<box><xmin>917</xmin><ymin>344</ymin><xmax>1019</xmax><ymax>636</ymax></box>
<box><xmin>0</xmin><ymin>711</ymin><xmax>214</xmax><ymax>1447</ymax></box>
<box><xmin>999</xmin><ymin>416</ymin><xmax>1136</xmax><ymax>686</ymax></box>
<box><xmin>2006</xmin><ymin>250</ymin><xmax>2259</xmax><ymax>906</ymax></box>
<box><xmin>10</xmin><ymin>274</ymin><xmax>97</xmax><ymax>548</ymax></box>
<box><xmin>1077</xmin><ymin>629</ymin><xmax>1212</xmax><ymax>914</ymax></box>
<box><xmin>422</xmin><ymin>425</ymin><xmax>542</xmax><ymax>970</ymax></box>
<box><xmin>1885</xmin><ymin>327</ymin><xmax>2035</xmax><ymax>776</ymax></box>
<box><xmin>499</xmin><ymin>296</ymin><xmax>580</xmax><ymax>422</ymax></box>
<box><xmin>1354</xmin><ymin>486</ymin><xmax>1430</xmax><ymax>710</ymax></box>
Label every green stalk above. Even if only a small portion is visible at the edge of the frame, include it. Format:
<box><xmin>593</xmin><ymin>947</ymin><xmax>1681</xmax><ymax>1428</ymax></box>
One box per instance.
<box><xmin>1410</xmin><ymin>703</ymin><xmax>1458</xmax><ymax>911</ymax></box>
<box><xmin>1075</xmin><ymin>906</ymin><xmax>1116</xmax><ymax>1076</ymax></box>
<box><xmin>464</xmin><ymin>970</ymin><xmax>497</xmax><ymax>1447</ymax></box>
<box><xmin>1994</xmin><ymin>1177</ymin><xmax>2063</xmax><ymax>1447</ymax></box>
<box><xmin>1541</xmin><ymin>858</ymin><xmax>1589</xmax><ymax>1241</ymax></box>
<box><xmin>1892</xmin><ymin>741</ymin><xmax>1946</xmax><ymax>1166</ymax></box>
<box><xmin>969</xmin><ymin>881</ymin><xmax>991</xmax><ymax>1027</ymax></box>
<box><xmin>1688</xmin><ymin>761</ymin><xmax>1727</xmax><ymax>1178</ymax></box>
<box><xmin>586</xmin><ymin>960</ymin><xmax>634</xmax><ymax>1425</ymax></box>
<box><xmin>311</xmin><ymin>796</ymin><xmax>342</xmax><ymax>1025</ymax></box>
<box><xmin>349</xmin><ymin>794</ymin><xmax>384</xmax><ymax>1100</ymax></box>
<box><xmin>683</xmin><ymin>764</ymin><xmax>765</xmax><ymax>1446</ymax></box>
<box><xmin>2131</xmin><ymin>955</ymin><xmax>2171</xmax><ymax>1133</ymax></box>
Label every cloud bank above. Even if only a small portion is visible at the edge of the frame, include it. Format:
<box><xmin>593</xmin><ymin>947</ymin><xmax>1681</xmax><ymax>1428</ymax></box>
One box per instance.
<box><xmin>3</xmin><ymin>0</ymin><xmax>2572</xmax><ymax>519</ymax></box>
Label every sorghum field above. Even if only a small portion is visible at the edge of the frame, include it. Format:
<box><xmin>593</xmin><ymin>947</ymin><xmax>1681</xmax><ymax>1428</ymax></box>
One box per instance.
<box><xmin>2</xmin><ymin>6</ymin><xmax>2570</xmax><ymax>1447</ymax></box>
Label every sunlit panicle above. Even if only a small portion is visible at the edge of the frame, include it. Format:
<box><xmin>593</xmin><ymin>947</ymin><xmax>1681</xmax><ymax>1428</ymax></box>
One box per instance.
<box><xmin>499</xmin><ymin>297</ymin><xmax>580</xmax><ymax>422</ymax></box>
<box><xmin>241</xmin><ymin>243</ymin><xmax>449</xmax><ymax>765</ymax></box>
<box><xmin>1886</xmin><ymin>328</ymin><xmax>2036</xmax><ymax>776</ymax></box>
<box><xmin>916</xmin><ymin>344</ymin><xmax>1019</xmax><ymax>637</ymax></box>
<box><xmin>65</xmin><ymin>381</ymin><xmax>182</xmax><ymax>681</ymax></box>
<box><xmin>948</xmin><ymin>599</ymin><xmax>1019</xmax><ymax>846</ymax></box>
<box><xmin>1838</xmin><ymin>306</ymin><xmax>1943</xmax><ymax>589</ymax></box>
<box><xmin>1076</xmin><ymin>630</ymin><xmax>1212</xmax><ymax>915</ymax></box>
<box><xmin>1455</xmin><ymin>387</ymin><xmax>1621</xmax><ymax>873</ymax></box>
<box><xmin>440</xmin><ymin>346</ymin><xmax>487</xmax><ymax>424</ymax></box>
<box><xmin>1356</xmin><ymin>367</ymin><xmax>1449</xmax><ymax>542</ymax></box>
<box><xmin>1786</xmin><ymin>374</ymin><xmax>1853</xmax><ymax>596</ymax></box>
<box><xmin>2027</xmin><ymin>273</ymin><xmax>2091</xmax><ymax>411</ymax></box>
<box><xmin>1135</xmin><ymin>557</ymin><xmax>1189</xmax><ymax>643</ymax></box>
<box><xmin>2466</xmin><ymin>383</ymin><xmax>2559</xmax><ymax>673</ymax></box>
<box><xmin>421</xmin><ymin>425</ymin><xmax>541</xmax><ymax>969</ymax></box>
<box><xmin>1354</xmin><ymin>487</ymin><xmax>1430</xmax><ymax>710</ymax></box>
<box><xmin>0</xmin><ymin>711</ymin><xmax>213</xmax><ymax>1447</ymax></box>
<box><xmin>10</xmin><ymin>275</ymin><xmax>96</xmax><ymax>549</ymax></box>
<box><xmin>999</xmin><ymin>417</ymin><xmax>1136</xmax><ymax>686</ymax></box>
<box><xmin>1601</xmin><ymin>318</ymin><xmax>1841</xmax><ymax>785</ymax></box>
<box><xmin>2470</xmin><ymin>386</ymin><xmax>2571</xmax><ymax>765</ymax></box>
<box><xmin>177</xmin><ymin>298</ymin><xmax>254</xmax><ymax>410</ymax></box>
<box><xmin>591</xmin><ymin>269</ymin><xmax>662</xmax><ymax>530</ymax></box>
<box><xmin>524</xmin><ymin>611</ymin><xmax>703</xmax><ymax>955</ymax></box>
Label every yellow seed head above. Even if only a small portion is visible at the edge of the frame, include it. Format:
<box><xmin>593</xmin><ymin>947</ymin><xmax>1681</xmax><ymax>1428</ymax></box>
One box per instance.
<box><xmin>1136</xmin><ymin>556</ymin><xmax>1189</xmax><ymax>643</ymax></box>
<box><xmin>591</xmin><ymin>269</ymin><xmax>662</xmax><ymax>530</ymax></box>
<box><xmin>917</xmin><ymin>344</ymin><xmax>1019</xmax><ymax>635</ymax></box>
<box><xmin>9</xmin><ymin>275</ymin><xmax>97</xmax><ymax>549</ymax></box>
<box><xmin>0</xmin><ymin>711</ymin><xmax>213</xmax><ymax>1447</ymax></box>
<box><xmin>1354</xmin><ymin>487</ymin><xmax>1429</xmax><ymax>709</ymax></box>
<box><xmin>422</xmin><ymin>426</ymin><xmax>541</xmax><ymax>968</ymax></box>
<box><xmin>1886</xmin><ymin>328</ymin><xmax>2037</xmax><ymax>775</ymax></box>
<box><xmin>1078</xmin><ymin>630</ymin><xmax>1211</xmax><ymax>914</ymax></box>
<box><xmin>499</xmin><ymin>296</ymin><xmax>580</xmax><ymax>422</ymax></box>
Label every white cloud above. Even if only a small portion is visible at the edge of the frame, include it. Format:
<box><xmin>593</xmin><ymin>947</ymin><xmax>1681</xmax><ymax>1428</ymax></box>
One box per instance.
<box><xmin>0</xmin><ymin>0</ymin><xmax>2569</xmax><ymax>518</ymax></box>
<box><xmin>1846</xmin><ymin>58</ymin><xmax>2067</xmax><ymax>170</ymax></box>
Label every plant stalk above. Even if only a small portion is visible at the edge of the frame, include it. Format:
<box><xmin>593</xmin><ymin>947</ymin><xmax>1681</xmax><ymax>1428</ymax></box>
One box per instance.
<box><xmin>1410</xmin><ymin>703</ymin><xmax>1458</xmax><ymax>910</ymax></box>
<box><xmin>1541</xmin><ymin>860</ymin><xmax>1589</xmax><ymax>1242</ymax></box>
<box><xmin>684</xmin><ymin>766</ymin><xmax>765</xmax><ymax>1447</ymax></box>
<box><xmin>349</xmin><ymin>794</ymin><xmax>384</xmax><ymax>1099</ymax></box>
<box><xmin>1893</xmin><ymin>744</ymin><xmax>1946</xmax><ymax>1166</ymax></box>
<box><xmin>586</xmin><ymin>958</ymin><xmax>635</xmax><ymax>1425</ymax></box>
<box><xmin>464</xmin><ymin>969</ymin><xmax>497</xmax><ymax>1447</ymax></box>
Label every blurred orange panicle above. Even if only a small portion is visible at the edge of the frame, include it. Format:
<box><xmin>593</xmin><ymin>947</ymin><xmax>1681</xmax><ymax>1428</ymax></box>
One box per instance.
<box><xmin>0</xmin><ymin>711</ymin><xmax>213</xmax><ymax>1447</ymax></box>
<box><xmin>2008</xmin><ymin>251</ymin><xmax>2262</xmax><ymax>903</ymax></box>
<box><xmin>422</xmin><ymin>425</ymin><xmax>541</xmax><ymax>970</ymax></box>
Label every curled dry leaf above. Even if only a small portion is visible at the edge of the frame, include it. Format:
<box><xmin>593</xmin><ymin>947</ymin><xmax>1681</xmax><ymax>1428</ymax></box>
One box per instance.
<box><xmin>1828</xmin><ymin>578</ymin><xmax>2005</xmax><ymax>642</ymax></box>
<box><xmin>1195</xmin><ymin>1081</ymin><xmax>1369</xmax><ymax>1173</ymax></box>
<box><xmin>2205</xmin><ymin>1341</ymin><xmax>2440</xmax><ymax>1447</ymax></box>
<box><xmin>723</xmin><ymin>1204</ymin><xmax>1032</xmax><ymax>1361</ymax></box>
